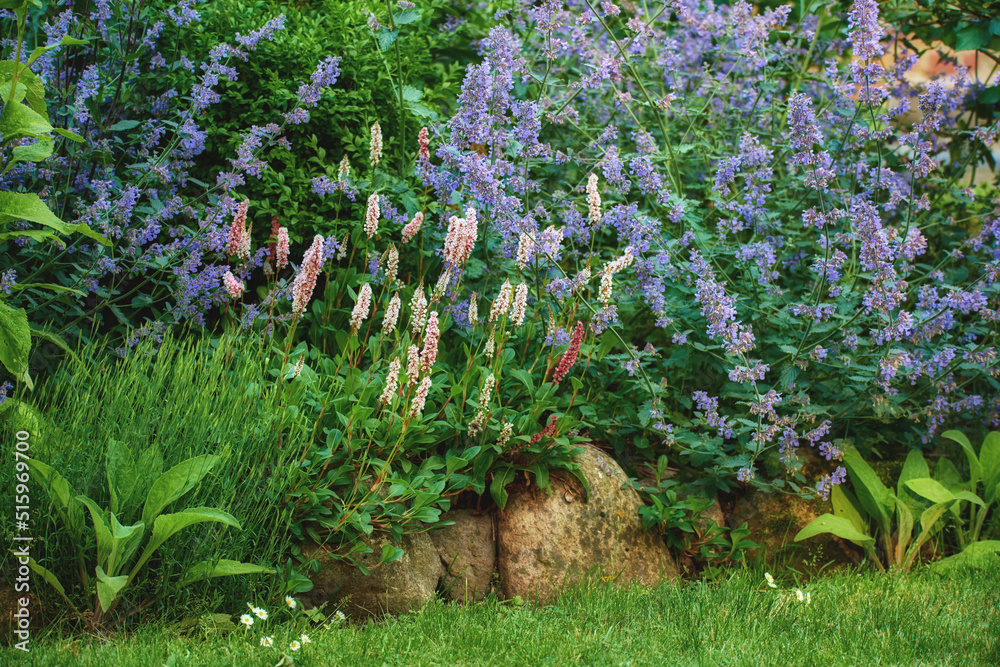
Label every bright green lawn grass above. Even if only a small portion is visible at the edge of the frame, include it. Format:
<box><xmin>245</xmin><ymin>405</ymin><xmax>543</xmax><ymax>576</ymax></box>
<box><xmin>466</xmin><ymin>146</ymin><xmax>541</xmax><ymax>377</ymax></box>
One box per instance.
<box><xmin>6</xmin><ymin>564</ymin><xmax>999</xmax><ymax>666</ymax></box>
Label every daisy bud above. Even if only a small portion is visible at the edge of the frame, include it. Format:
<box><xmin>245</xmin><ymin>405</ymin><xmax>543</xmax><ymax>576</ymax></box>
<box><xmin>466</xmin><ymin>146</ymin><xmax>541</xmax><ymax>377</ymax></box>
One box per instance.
<box><xmin>350</xmin><ymin>283</ymin><xmax>373</xmax><ymax>333</ymax></box>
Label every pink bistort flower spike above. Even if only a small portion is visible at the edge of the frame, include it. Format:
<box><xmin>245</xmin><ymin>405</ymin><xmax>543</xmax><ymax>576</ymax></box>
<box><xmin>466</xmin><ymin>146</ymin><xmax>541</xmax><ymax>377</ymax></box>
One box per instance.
<box><xmin>401</xmin><ymin>211</ymin><xmax>424</xmax><ymax>242</ymax></box>
<box><xmin>338</xmin><ymin>155</ymin><xmax>350</xmax><ymax>181</ymax></box>
<box><xmin>552</xmin><ymin>321</ymin><xmax>584</xmax><ymax>383</ymax></box>
<box><xmin>417</xmin><ymin>126</ymin><xmax>430</xmax><ymax>160</ymax></box>
<box><xmin>227</xmin><ymin>200</ymin><xmax>250</xmax><ymax>259</ymax></box>
<box><xmin>443</xmin><ymin>207</ymin><xmax>477</xmax><ymax>266</ymax></box>
<box><xmin>420</xmin><ymin>311</ymin><xmax>440</xmax><ymax>373</ymax></box>
<box><xmin>406</xmin><ymin>344</ymin><xmax>420</xmax><ymax>385</ymax></box>
<box><xmin>350</xmin><ymin>283</ymin><xmax>373</xmax><ymax>333</ymax></box>
<box><xmin>385</xmin><ymin>245</ymin><xmax>399</xmax><ymax>285</ymax></box>
<box><xmin>364</xmin><ymin>193</ymin><xmax>380</xmax><ymax>239</ymax></box>
<box><xmin>586</xmin><ymin>173</ymin><xmax>601</xmax><ymax>225</ymax></box>
<box><xmin>410</xmin><ymin>286</ymin><xmax>428</xmax><ymax>335</ymax></box>
<box><xmin>489</xmin><ymin>280</ymin><xmax>513</xmax><ymax>323</ymax></box>
<box><xmin>383</xmin><ymin>293</ymin><xmax>401</xmax><ymax>335</ymax></box>
<box><xmin>511</xmin><ymin>282</ymin><xmax>528</xmax><ymax>327</ymax></box>
<box><xmin>370</xmin><ymin>121</ymin><xmax>383</xmax><ymax>168</ymax></box>
<box><xmin>223</xmin><ymin>270</ymin><xmax>244</xmax><ymax>300</ymax></box>
<box><xmin>380</xmin><ymin>358</ymin><xmax>401</xmax><ymax>405</ymax></box>
<box><xmin>410</xmin><ymin>376</ymin><xmax>431</xmax><ymax>418</ymax></box>
<box><xmin>292</xmin><ymin>234</ymin><xmax>325</xmax><ymax>317</ymax></box>
<box><xmin>276</xmin><ymin>227</ymin><xmax>290</xmax><ymax>271</ymax></box>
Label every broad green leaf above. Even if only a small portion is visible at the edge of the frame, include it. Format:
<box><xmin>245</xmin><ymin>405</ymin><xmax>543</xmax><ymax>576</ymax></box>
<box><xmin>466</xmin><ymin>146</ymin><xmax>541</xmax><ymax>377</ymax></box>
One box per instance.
<box><xmin>25</xmin><ymin>458</ymin><xmax>83</xmax><ymax>537</ymax></box>
<box><xmin>490</xmin><ymin>464</ymin><xmax>516</xmax><ymax>510</ymax></box>
<box><xmin>77</xmin><ymin>495</ymin><xmax>113</xmax><ymax>569</ymax></box>
<box><xmin>830</xmin><ymin>484</ymin><xmax>866</xmax><ymax>540</ymax></box>
<box><xmin>95</xmin><ymin>565</ymin><xmax>129</xmax><ymax>613</ymax></box>
<box><xmin>953</xmin><ymin>491</ymin><xmax>986</xmax><ymax>507</ymax></box>
<box><xmin>929</xmin><ymin>540</ymin><xmax>1000</xmax><ymax>573</ymax></box>
<box><xmin>898</xmin><ymin>449</ymin><xmax>930</xmax><ymax>507</ymax></box>
<box><xmin>107</xmin><ymin>439</ymin><xmax>136</xmax><ymax>515</ymax></box>
<box><xmin>25</xmin><ymin>35</ymin><xmax>89</xmax><ymax>67</ymax></box>
<box><xmin>401</xmin><ymin>85</ymin><xmax>423</xmax><ymax>102</ymax></box>
<box><xmin>905</xmin><ymin>478</ymin><xmax>955</xmax><ymax>505</ymax></box>
<box><xmin>0</xmin><ymin>62</ymin><xmax>46</xmax><ymax>113</ymax></box>
<box><xmin>141</xmin><ymin>455</ymin><xmax>220</xmax><ymax>526</ymax></box>
<box><xmin>29</xmin><ymin>326</ymin><xmax>80</xmax><ymax>365</ymax></box>
<box><xmin>904</xmin><ymin>501</ymin><xmax>955</xmax><ymax>570</ymax></box>
<box><xmin>378</xmin><ymin>30</ymin><xmax>398</xmax><ymax>51</ymax></box>
<box><xmin>793</xmin><ymin>513</ymin><xmax>874</xmax><ymax>545</ymax></box>
<box><xmin>23</xmin><ymin>556</ymin><xmax>71</xmax><ymax>606</ymax></box>
<box><xmin>942</xmin><ymin>430</ymin><xmax>982</xmax><ymax>487</ymax></box>
<box><xmin>393</xmin><ymin>9</ymin><xmax>420</xmax><ymax>24</ymax></box>
<box><xmin>510</xmin><ymin>369</ymin><xmax>534</xmax><ymax>396</ymax></box>
<box><xmin>530</xmin><ymin>462</ymin><xmax>550</xmax><ymax>491</ymax></box>
<box><xmin>0</xmin><ymin>229</ymin><xmax>56</xmax><ymax>243</ymax></box>
<box><xmin>0</xmin><ymin>300</ymin><xmax>31</xmax><ymax>384</ymax></box>
<box><xmin>893</xmin><ymin>496</ymin><xmax>914</xmax><ymax>564</ymax></box>
<box><xmin>130</xmin><ymin>508</ymin><xmax>241</xmax><ymax>581</ymax></box>
<box><xmin>955</xmin><ymin>21</ymin><xmax>992</xmax><ymax>51</ymax></box>
<box><xmin>843</xmin><ymin>448</ymin><xmax>892</xmax><ymax>533</ymax></box>
<box><xmin>8</xmin><ymin>136</ymin><xmax>53</xmax><ymax>168</ymax></box>
<box><xmin>106</xmin><ymin>119</ymin><xmax>141</xmax><ymax>131</ymax></box>
<box><xmin>53</xmin><ymin>127</ymin><xmax>84</xmax><ymax>143</ymax></box>
<box><xmin>107</xmin><ymin>514</ymin><xmax>145</xmax><ymax>577</ymax></box>
<box><xmin>979</xmin><ymin>432</ymin><xmax>1000</xmax><ymax>504</ymax></box>
<box><xmin>934</xmin><ymin>457</ymin><xmax>964</xmax><ymax>492</ymax></box>
<box><xmin>13</xmin><ymin>282</ymin><xmax>84</xmax><ymax>296</ymax></box>
<box><xmin>178</xmin><ymin>559</ymin><xmax>274</xmax><ymax>587</ymax></box>
<box><xmin>0</xmin><ymin>98</ymin><xmax>53</xmax><ymax>138</ymax></box>
<box><xmin>0</xmin><ymin>191</ymin><xmax>110</xmax><ymax>245</ymax></box>
<box><xmin>380</xmin><ymin>544</ymin><xmax>404</xmax><ymax>564</ymax></box>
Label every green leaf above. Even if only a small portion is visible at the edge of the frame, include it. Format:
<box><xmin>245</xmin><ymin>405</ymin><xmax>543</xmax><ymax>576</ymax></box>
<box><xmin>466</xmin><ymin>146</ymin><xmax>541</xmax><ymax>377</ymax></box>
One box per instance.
<box><xmin>929</xmin><ymin>541</ymin><xmax>1000</xmax><ymax>573</ymax></box>
<box><xmin>490</xmin><ymin>465</ymin><xmax>516</xmax><ymax>510</ymax></box>
<box><xmin>0</xmin><ymin>98</ymin><xmax>52</xmax><ymax>138</ymax></box>
<box><xmin>107</xmin><ymin>439</ymin><xmax>137</xmax><ymax>516</ymax></box>
<box><xmin>401</xmin><ymin>85</ymin><xmax>423</xmax><ymax>102</ymax></box>
<box><xmin>955</xmin><ymin>21</ymin><xmax>993</xmax><ymax>51</ymax></box>
<box><xmin>893</xmin><ymin>496</ymin><xmax>914</xmax><ymax>564</ymax></box>
<box><xmin>942</xmin><ymin>430</ymin><xmax>982</xmax><ymax>487</ymax></box>
<box><xmin>830</xmin><ymin>484</ymin><xmax>866</xmax><ymax>539</ymax></box>
<box><xmin>141</xmin><ymin>455</ymin><xmax>221</xmax><ymax>527</ymax></box>
<box><xmin>22</xmin><ymin>556</ymin><xmax>71</xmax><ymax>606</ymax></box>
<box><xmin>29</xmin><ymin>326</ymin><xmax>79</xmax><ymax>365</ymax></box>
<box><xmin>107</xmin><ymin>513</ymin><xmax>145</xmax><ymax>576</ymax></box>
<box><xmin>0</xmin><ymin>191</ymin><xmax>110</xmax><ymax>245</ymax></box>
<box><xmin>8</xmin><ymin>136</ymin><xmax>53</xmax><ymax>168</ymax></box>
<box><xmin>130</xmin><ymin>508</ymin><xmax>241</xmax><ymax>581</ymax></box>
<box><xmin>0</xmin><ymin>229</ymin><xmax>56</xmax><ymax>244</ymax></box>
<box><xmin>25</xmin><ymin>35</ymin><xmax>89</xmax><ymax>67</ymax></box>
<box><xmin>510</xmin><ymin>369</ymin><xmax>535</xmax><ymax>397</ymax></box>
<box><xmin>378</xmin><ymin>30</ymin><xmax>398</xmax><ymax>51</ymax></box>
<box><xmin>178</xmin><ymin>559</ymin><xmax>274</xmax><ymax>587</ymax></box>
<box><xmin>530</xmin><ymin>462</ymin><xmax>550</xmax><ymax>491</ymax></box>
<box><xmin>26</xmin><ymin>458</ymin><xmax>83</xmax><ymax>537</ymax></box>
<box><xmin>77</xmin><ymin>495</ymin><xmax>113</xmax><ymax>569</ymax></box>
<box><xmin>0</xmin><ymin>300</ymin><xmax>31</xmax><ymax>383</ymax></box>
<box><xmin>0</xmin><ymin>62</ymin><xmax>46</xmax><ymax>114</ymax></box>
<box><xmin>95</xmin><ymin>564</ymin><xmax>129</xmax><ymax>613</ymax></box>
<box><xmin>793</xmin><ymin>513</ymin><xmax>874</xmax><ymax>545</ymax></box>
<box><xmin>53</xmin><ymin>127</ymin><xmax>84</xmax><ymax>143</ymax></box>
<box><xmin>106</xmin><ymin>119</ymin><xmax>141</xmax><ymax>132</ymax></box>
<box><xmin>898</xmin><ymin>449</ymin><xmax>930</xmax><ymax>506</ymax></box>
<box><xmin>981</xmin><ymin>432</ymin><xmax>1000</xmax><ymax>504</ymax></box>
<box><xmin>843</xmin><ymin>448</ymin><xmax>893</xmax><ymax>534</ymax></box>
<box><xmin>393</xmin><ymin>9</ymin><xmax>420</xmax><ymax>25</ymax></box>
<box><xmin>905</xmin><ymin>478</ymin><xmax>955</xmax><ymax>505</ymax></box>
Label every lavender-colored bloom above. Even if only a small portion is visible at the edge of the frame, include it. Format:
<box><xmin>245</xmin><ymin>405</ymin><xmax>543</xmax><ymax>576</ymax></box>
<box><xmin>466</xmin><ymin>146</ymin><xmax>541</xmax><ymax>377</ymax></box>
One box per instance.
<box><xmin>0</xmin><ymin>269</ymin><xmax>15</xmax><ymax>294</ymax></box>
<box><xmin>847</xmin><ymin>0</ymin><xmax>884</xmax><ymax>61</ymax></box>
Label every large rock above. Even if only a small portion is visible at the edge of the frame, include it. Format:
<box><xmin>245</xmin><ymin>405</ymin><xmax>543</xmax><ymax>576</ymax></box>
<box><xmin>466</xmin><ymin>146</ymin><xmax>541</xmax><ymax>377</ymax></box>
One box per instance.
<box><xmin>302</xmin><ymin>531</ymin><xmax>443</xmax><ymax>618</ymax></box>
<box><xmin>728</xmin><ymin>490</ymin><xmax>860</xmax><ymax>572</ymax></box>
<box><xmin>430</xmin><ymin>509</ymin><xmax>495</xmax><ymax>603</ymax></box>
<box><xmin>497</xmin><ymin>444</ymin><xmax>677</xmax><ymax>602</ymax></box>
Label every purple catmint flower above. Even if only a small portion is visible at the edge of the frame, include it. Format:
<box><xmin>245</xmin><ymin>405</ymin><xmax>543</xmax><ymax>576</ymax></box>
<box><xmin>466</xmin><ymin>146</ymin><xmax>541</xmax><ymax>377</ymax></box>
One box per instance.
<box><xmin>847</xmin><ymin>0</ymin><xmax>884</xmax><ymax>61</ymax></box>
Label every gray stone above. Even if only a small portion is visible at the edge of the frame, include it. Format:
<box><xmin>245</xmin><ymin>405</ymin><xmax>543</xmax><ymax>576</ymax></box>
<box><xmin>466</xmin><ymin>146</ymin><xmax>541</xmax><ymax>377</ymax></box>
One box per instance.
<box><xmin>302</xmin><ymin>531</ymin><xmax>443</xmax><ymax>618</ymax></box>
<box><xmin>430</xmin><ymin>509</ymin><xmax>496</xmax><ymax>603</ymax></box>
<box><xmin>496</xmin><ymin>444</ymin><xmax>678</xmax><ymax>602</ymax></box>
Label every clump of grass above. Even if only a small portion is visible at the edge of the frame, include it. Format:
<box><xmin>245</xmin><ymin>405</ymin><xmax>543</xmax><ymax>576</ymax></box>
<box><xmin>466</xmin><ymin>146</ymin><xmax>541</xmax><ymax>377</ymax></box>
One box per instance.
<box><xmin>7</xmin><ymin>564</ymin><xmax>998</xmax><ymax>665</ymax></box>
<box><xmin>3</xmin><ymin>333</ymin><xmax>309</xmax><ymax>623</ymax></box>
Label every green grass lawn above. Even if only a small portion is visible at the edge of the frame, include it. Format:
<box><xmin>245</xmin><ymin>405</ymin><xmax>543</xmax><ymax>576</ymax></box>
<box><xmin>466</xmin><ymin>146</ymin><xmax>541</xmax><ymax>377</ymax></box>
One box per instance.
<box><xmin>6</xmin><ymin>564</ymin><xmax>999</xmax><ymax>666</ymax></box>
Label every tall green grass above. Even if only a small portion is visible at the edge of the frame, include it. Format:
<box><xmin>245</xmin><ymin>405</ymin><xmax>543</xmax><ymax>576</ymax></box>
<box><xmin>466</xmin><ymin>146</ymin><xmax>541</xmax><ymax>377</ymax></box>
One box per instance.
<box><xmin>1</xmin><ymin>334</ymin><xmax>310</xmax><ymax>623</ymax></box>
<box><xmin>5</xmin><ymin>564</ymin><xmax>998</xmax><ymax>665</ymax></box>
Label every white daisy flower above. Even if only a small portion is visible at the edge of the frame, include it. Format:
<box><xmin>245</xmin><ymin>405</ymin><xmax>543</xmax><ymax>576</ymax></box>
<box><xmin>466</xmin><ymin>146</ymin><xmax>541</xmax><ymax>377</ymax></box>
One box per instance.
<box><xmin>796</xmin><ymin>589</ymin><xmax>805</xmax><ymax>602</ymax></box>
<box><xmin>252</xmin><ymin>607</ymin><xmax>268</xmax><ymax>620</ymax></box>
<box><xmin>289</xmin><ymin>640</ymin><xmax>301</xmax><ymax>652</ymax></box>
<box><xmin>285</xmin><ymin>595</ymin><xmax>297</xmax><ymax>609</ymax></box>
<box><xmin>300</xmin><ymin>634</ymin><xmax>311</xmax><ymax>644</ymax></box>
<box><xmin>764</xmin><ymin>572</ymin><xmax>777</xmax><ymax>589</ymax></box>
<box><xmin>260</xmin><ymin>636</ymin><xmax>274</xmax><ymax>647</ymax></box>
<box><xmin>240</xmin><ymin>614</ymin><xmax>254</xmax><ymax>627</ymax></box>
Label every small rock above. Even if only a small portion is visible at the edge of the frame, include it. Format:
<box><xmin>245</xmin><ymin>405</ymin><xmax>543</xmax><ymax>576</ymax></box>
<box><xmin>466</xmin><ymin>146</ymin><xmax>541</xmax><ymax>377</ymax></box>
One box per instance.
<box><xmin>302</xmin><ymin>531</ymin><xmax>443</xmax><ymax>618</ymax></box>
<box><xmin>497</xmin><ymin>444</ymin><xmax>677</xmax><ymax>602</ymax></box>
<box><xmin>430</xmin><ymin>509</ymin><xmax>495</xmax><ymax>603</ymax></box>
